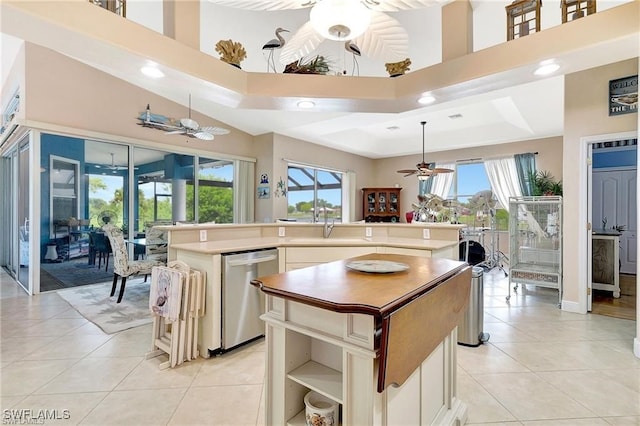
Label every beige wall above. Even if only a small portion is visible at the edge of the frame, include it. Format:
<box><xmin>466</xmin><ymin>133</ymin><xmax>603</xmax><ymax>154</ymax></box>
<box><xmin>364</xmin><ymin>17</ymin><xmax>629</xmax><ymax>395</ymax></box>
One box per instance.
<box><xmin>21</xmin><ymin>43</ymin><xmax>256</xmax><ymax>159</ymax></box>
<box><xmin>253</xmin><ymin>133</ymin><xmax>276</xmax><ymax>223</ymax></box>
<box><xmin>375</xmin><ymin>137</ymin><xmax>563</xmax><ymax>217</ymax></box>
<box><xmin>1</xmin><ymin>45</ymin><xmax>25</xmax><ymax>123</ymax></box>
<box><xmin>270</xmin><ymin>134</ymin><xmax>377</xmax><ymax>222</ymax></box>
<box><xmin>563</xmin><ymin>58</ymin><xmax>639</xmax><ymax>308</ymax></box>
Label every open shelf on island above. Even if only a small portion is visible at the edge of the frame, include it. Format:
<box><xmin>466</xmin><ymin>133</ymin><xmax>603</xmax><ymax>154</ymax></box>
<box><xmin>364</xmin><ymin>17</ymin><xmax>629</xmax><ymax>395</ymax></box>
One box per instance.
<box><xmin>287</xmin><ymin>360</ymin><xmax>343</xmax><ymax>403</ymax></box>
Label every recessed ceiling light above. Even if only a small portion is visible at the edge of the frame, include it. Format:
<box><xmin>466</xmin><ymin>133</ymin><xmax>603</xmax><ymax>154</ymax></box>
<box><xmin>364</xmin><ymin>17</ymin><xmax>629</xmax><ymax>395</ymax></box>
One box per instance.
<box><xmin>534</xmin><ymin>61</ymin><xmax>560</xmax><ymax>76</ymax></box>
<box><xmin>448</xmin><ymin>113</ymin><xmax>463</xmax><ymax>119</ymax></box>
<box><xmin>140</xmin><ymin>66</ymin><xmax>165</xmax><ymax>79</ymax></box>
<box><xmin>297</xmin><ymin>100</ymin><xmax>315</xmax><ymax>109</ymax></box>
<box><xmin>386</xmin><ymin>126</ymin><xmax>400</xmax><ymax>131</ymax></box>
<box><xmin>418</xmin><ymin>94</ymin><xmax>436</xmax><ymax>105</ymax></box>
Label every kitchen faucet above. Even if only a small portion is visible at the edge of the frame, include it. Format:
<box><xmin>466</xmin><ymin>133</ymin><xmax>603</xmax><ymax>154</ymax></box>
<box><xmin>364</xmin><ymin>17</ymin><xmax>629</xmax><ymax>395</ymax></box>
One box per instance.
<box><xmin>323</xmin><ymin>206</ymin><xmax>334</xmax><ymax>238</ymax></box>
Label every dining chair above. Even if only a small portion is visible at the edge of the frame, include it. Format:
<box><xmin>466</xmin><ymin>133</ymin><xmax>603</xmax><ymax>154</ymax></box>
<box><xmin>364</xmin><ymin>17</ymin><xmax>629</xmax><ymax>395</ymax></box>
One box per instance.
<box><xmin>89</xmin><ymin>231</ymin><xmax>111</xmax><ymax>271</ymax></box>
<box><xmin>102</xmin><ymin>224</ymin><xmax>164</xmax><ymax>303</ymax></box>
<box><xmin>145</xmin><ymin>225</ymin><xmax>168</xmax><ymax>264</ymax></box>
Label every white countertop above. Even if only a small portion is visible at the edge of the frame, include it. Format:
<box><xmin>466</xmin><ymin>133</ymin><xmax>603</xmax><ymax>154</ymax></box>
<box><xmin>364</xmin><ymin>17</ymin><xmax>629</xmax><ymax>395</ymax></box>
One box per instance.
<box><xmin>170</xmin><ymin>236</ymin><xmax>458</xmax><ymax>255</ymax></box>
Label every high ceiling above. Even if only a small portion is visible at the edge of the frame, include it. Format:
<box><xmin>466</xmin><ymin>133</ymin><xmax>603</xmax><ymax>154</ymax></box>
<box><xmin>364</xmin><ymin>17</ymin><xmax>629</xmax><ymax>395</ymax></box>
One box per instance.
<box><xmin>0</xmin><ymin>0</ymin><xmax>636</xmax><ymax>159</ymax></box>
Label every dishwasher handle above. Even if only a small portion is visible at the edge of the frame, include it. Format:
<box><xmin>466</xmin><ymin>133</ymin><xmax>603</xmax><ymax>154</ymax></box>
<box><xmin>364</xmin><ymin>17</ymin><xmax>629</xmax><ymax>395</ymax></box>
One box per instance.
<box><xmin>225</xmin><ymin>254</ymin><xmax>278</xmax><ymax>267</ymax></box>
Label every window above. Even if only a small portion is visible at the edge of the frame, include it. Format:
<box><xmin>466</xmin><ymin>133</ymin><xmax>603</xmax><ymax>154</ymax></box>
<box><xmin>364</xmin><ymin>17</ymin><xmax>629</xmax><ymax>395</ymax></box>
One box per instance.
<box><xmin>287</xmin><ymin>165</ymin><xmax>343</xmax><ymax>223</ymax></box>
<box><xmin>191</xmin><ymin>158</ymin><xmax>233</xmax><ymax>223</ymax></box>
<box><xmin>449</xmin><ymin>162</ymin><xmax>508</xmax><ymax>230</ymax></box>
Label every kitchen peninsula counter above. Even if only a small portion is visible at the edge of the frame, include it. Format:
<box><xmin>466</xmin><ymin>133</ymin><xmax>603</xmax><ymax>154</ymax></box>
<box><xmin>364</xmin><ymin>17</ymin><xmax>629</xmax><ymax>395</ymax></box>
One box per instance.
<box><xmin>251</xmin><ymin>253</ymin><xmax>471</xmax><ymax>425</ymax></box>
<box><xmin>170</xmin><ymin>235</ymin><xmax>458</xmax><ymax>255</ymax></box>
<box><xmin>166</xmin><ymin>223</ymin><xmax>465</xmax><ymax>361</ymax></box>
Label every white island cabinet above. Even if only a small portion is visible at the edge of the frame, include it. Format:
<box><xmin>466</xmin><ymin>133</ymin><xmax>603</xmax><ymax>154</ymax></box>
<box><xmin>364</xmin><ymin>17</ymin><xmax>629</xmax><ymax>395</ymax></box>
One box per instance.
<box><xmin>252</xmin><ymin>253</ymin><xmax>471</xmax><ymax>426</ymax></box>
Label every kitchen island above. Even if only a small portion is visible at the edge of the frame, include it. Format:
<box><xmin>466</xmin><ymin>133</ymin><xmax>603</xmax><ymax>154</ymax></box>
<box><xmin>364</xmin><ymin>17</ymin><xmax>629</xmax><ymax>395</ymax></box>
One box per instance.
<box><xmin>251</xmin><ymin>253</ymin><xmax>471</xmax><ymax>425</ymax></box>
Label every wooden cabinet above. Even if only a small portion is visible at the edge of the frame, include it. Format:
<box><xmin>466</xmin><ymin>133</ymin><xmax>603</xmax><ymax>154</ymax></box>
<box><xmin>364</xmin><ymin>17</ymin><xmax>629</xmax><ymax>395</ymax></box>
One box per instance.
<box><xmin>362</xmin><ymin>188</ymin><xmax>401</xmax><ymax>222</ymax></box>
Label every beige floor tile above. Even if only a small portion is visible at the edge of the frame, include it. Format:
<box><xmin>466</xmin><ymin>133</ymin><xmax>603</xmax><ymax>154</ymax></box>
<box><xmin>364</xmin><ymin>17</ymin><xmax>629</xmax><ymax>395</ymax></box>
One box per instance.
<box><xmin>458</xmin><ymin>373</ymin><xmax>517</xmax><ymax>424</ymax></box>
<box><xmin>87</xmin><ymin>330</ymin><xmax>153</xmax><ymax>358</ymax></box>
<box><xmin>537</xmin><ymin>370</ymin><xmax>640</xmax><ymax>417</ymax></box>
<box><xmin>491</xmin><ymin>341</ymin><xmax>594</xmax><ymax>372</ymax></box>
<box><xmin>64</xmin><ymin>321</ymin><xmax>109</xmax><ymax>336</ymax></box>
<box><xmin>5</xmin><ymin>303</ymin><xmax>75</xmax><ymax>322</ymax></box>
<box><xmin>482</xmin><ymin>322</ymin><xmax>539</xmax><ymax>343</ymax></box>
<box><xmin>603</xmin><ymin>416</ymin><xmax>640</xmax><ymax>425</ymax></box>
<box><xmin>600</xmin><ymin>368</ymin><xmax>640</xmax><ymax>393</ymax></box>
<box><xmin>551</xmin><ymin>341</ymin><xmax>640</xmax><ymax>370</ymax></box>
<box><xmin>116</xmin><ymin>356</ymin><xmax>203</xmax><ymax>390</ymax></box>
<box><xmin>0</xmin><ymin>395</ymin><xmax>26</xmax><ymax>410</ymax></box>
<box><xmin>457</xmin><ymin>343</ymin><xmax>530</xmax><ymax>376</ymax></box>
<box><xmin>13</xmin><ymin>318</ymin><xmax>89</xmax><ymax>338</ymax></box>
<box><xmin>521</xmin><ymin>418</ymin><xmax>610</xmax><ymax>425</ymax></box>
<box><xmin>190</xmin><ymin>349</ymin><xmax>265</xmax><ymax>387</ymax></box>
<box><xmin>0</xmin><ymin>335</ymin><xmax>59</xmax><ymax>362</ymax></box>
<box><xmin>168</xmin><ymin>384</ymin><xmax>262</xmax><ymax>425</ymax></box>
<box><xmin>34</xmin><ymin>357</ymin><xmax>142</xmax><ymax>394</ymax></box>
<box><xmin>0</xmin><ymin>359</ymin><xmax>78</xmax><ymax>396</ymax></box>
<box><xmin>476</xmin><ymin>372</ymin><xmax>597</xmax><ymax>421</ymax></box>
<box><xmin>485</xmin><ymin>305</ymin><xmax>583</xmax><ymax>324</ymax></box>
<box><xmin>52</xmin><ymin>308</ymin><xmax>85</xmax><ymax>320</ymax></box>
<box><xmin>23</xmin><ymin>334</ymin><xmax>113</xmax><ymax>361</ymax></box>
<box><xmin>9</xmin><ymin>392</ymin><xmax>108</xmax><ymax>425</ymax></box>
<box><xmin>256</xmin><ymin>386</ymin><xmax>265</xmax><ymax>426</ymax></box>
<box><xmin>79</xmin><ymin>388</ymin><xmax>186</xmax><ymax>425</ymax></box>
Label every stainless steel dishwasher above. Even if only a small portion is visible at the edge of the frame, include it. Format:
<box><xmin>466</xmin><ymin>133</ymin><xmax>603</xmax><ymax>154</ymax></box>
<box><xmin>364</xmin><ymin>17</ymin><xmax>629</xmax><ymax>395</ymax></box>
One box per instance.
<box><xmin>221</xmin><ymin>248</ymin><xmax>279</xmax><ymax>352</ymax></box>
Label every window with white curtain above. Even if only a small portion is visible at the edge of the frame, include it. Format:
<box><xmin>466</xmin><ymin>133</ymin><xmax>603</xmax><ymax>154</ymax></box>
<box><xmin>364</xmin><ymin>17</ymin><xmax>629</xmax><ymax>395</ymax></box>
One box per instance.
<box><xmin>449</xmin><ymin>161</ymin><xmax>509</xmax><ymax>230</ymax></box>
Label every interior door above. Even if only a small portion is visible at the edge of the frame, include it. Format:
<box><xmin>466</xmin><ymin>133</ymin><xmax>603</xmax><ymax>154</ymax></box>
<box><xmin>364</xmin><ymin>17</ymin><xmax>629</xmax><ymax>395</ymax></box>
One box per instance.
<box><xmin>592</xmin><ymin>169</ymin><xmax>637</xmax><ymax>274</ymax></box>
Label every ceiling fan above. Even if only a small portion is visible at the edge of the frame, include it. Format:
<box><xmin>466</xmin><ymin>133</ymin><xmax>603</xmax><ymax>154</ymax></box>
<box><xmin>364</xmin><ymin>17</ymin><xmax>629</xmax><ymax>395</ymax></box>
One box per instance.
<box><xmin>165</xmin><ymin>95</ymin><xmax>230</xmax><ymax>141</ymax></box>
<box><xmin>208</xmin><ymin>0</ymin><xmax>439</xmax><ymax>64</ymax></box>
<box><xmin>397</xmin><ymin>121</ymin><xmax>454</xmax><ymax>179</ymax></box>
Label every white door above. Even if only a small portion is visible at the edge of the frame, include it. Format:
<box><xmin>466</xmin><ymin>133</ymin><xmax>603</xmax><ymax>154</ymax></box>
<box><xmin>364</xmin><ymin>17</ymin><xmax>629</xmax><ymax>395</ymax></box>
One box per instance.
<box><xmin>592</xmin><ymin>169</ymin><xmax>637</xmax><ymax>274</ymax></box>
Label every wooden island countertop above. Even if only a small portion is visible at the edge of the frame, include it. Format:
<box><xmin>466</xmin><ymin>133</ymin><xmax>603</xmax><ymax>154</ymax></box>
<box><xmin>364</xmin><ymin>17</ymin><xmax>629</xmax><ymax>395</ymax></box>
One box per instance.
<box><xmin>251</xmin><ymin>252</ymin><xmax>469</xmax><ymax>318</ymax></box>
<box><xmin>251</xmin><ymin>253</ymin><xmax>472</xmax><ymax>392</ymax></box>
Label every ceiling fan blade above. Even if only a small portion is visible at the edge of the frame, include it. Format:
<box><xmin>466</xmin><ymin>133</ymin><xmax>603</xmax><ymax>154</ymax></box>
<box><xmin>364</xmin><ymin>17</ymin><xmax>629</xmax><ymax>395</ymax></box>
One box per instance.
<box><xmin>364</xmin><ymin>0</ymin><xmax>440</xmax><ymax>12</ymax></box>
<box><xmin>397</xmin><ymin>169</ymin><xmax>417</xmax><ymax>174</ymax></box>
<box><xmin>194</xmin><ymin>132</ymin><xmax>215</xmax><ymax>141</ymax></box>
<box><xmin>432</xmin><ymin>167</ymin><xmax>454</xmax><ymax>174</ymax></box>
<box><xmin>199</xmin><ymin>126</ymin><xmax>231</xmax><ymax>135</ymax></box>
<box><xmin>180</xmin><ymin>118</ymin><xmax>199</xmax><ymax>131</ymax></box>
<box><xmin>352</xmin><ymin>11</ymin><xmax>409</xmax><ymax>63</ymax></box>
<box><xmin>279</xmin><ymin>21</ymin><xmax>325</xmax><ymax>65</ymax></box>
<box><xmin>206</xmin><ymin>0</ymin><xmax>311</xmax><ymax>11</ymax></box>
<box><xmin>165</xmin><ymin>130</ymin><xmax>185</xmax><ymax>135</ymax></box>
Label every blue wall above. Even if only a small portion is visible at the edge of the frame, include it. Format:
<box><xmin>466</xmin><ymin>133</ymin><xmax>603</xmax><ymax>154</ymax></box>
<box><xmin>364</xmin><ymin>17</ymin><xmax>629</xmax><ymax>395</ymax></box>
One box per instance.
<box><xmin>40</xmin><ymin>134</ymin><xmax>85</xmax><ymax>260</ymax></box>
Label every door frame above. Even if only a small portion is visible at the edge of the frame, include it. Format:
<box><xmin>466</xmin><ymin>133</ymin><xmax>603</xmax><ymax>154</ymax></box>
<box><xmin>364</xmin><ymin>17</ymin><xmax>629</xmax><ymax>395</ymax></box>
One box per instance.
<box><xmin>581</xmin><ymin>131</ymin><xmax>637</xmax><ymax>315</ymax></box>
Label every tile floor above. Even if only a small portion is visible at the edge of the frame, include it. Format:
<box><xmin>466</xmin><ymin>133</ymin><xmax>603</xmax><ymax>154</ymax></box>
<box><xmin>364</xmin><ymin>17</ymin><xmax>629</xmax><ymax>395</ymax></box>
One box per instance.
<box><xmin>1</xmin><ymin>267</ymin><xmax>638</xmax><ymax>425</ymax></box>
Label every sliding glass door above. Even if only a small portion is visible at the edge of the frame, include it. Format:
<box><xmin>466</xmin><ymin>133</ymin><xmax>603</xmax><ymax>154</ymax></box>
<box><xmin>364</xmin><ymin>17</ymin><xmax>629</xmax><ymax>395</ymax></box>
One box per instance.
<box><xmin>0</xmin><ymin>133</ymin><xmax>30</xmax><ymax>293</ymax></box>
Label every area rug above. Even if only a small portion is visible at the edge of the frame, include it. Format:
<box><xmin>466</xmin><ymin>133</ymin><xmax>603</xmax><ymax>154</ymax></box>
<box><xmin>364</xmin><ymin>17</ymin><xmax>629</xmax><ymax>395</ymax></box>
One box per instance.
<box><xmin>57</xmin><ymin>279</ymin><xmax>152</xmax><ymax>334</ymax></box>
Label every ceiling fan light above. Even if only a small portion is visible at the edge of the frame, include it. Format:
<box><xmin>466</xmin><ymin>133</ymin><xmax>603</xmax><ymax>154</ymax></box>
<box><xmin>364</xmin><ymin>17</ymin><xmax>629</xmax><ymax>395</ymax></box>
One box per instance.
<box><xmin>310</xmin><ymin>0</ymin><xmax>371</xmax><ymax>41</ymax></box>
<box><xmin>417</xmin><ymin>174</ymin><xmax>431</xmax><ymax>181</ymax></box>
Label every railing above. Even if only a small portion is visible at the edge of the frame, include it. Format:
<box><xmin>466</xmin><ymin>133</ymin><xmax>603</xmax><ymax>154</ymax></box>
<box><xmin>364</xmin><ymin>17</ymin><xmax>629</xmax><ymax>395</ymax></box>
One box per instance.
<box><xmin>88</xmin><ymin>0</ymin><xmax>126</xmax><ymax>17</ymax></box>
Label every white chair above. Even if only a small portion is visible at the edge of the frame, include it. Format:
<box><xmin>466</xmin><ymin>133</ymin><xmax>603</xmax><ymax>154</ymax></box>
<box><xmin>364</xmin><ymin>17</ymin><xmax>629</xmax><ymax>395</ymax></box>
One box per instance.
<box><xmin>102</xmin><ymin>224</ymin><xmax>164</xmax><ymax>303</ymax></box>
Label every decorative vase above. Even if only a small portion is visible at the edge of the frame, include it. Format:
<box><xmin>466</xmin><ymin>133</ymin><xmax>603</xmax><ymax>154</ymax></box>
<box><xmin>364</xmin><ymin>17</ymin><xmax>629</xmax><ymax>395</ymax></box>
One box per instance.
<box><xmin>304</xmin><ymin>391</ymin><xmax>337</xmax><ymax>426</ymax></box>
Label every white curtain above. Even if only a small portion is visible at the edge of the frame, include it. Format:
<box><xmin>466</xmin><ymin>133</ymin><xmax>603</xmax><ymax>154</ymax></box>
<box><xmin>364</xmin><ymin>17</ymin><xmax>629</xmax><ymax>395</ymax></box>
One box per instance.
<box><xmin>233</xmin><ymin>159</ymin><xmax>255</xmax><ymax>223</ymax></box>
<box><xmin>430</xmin><ymin>163</ymin><xmax>456</xmax><ymax>198</ymax></box>
<box><xmin>484</xmin><ymin>157</ymin><xmax>522</xmax><ymax>211</ymax></box>
<box><xmin>342</xmin><ymin>171</ymin><xmax>356</xmax><ymax>223</ymax></box>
